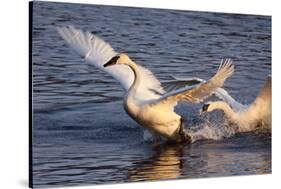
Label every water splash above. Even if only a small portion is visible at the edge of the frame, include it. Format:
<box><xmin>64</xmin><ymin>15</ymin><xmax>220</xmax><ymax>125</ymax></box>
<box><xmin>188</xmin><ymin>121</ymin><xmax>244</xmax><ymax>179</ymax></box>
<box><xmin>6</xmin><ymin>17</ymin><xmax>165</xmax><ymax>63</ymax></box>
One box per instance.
<box><xmin>188</xmin><ymin>121</ymin><xmax>237</xmax><ymax>142</ymax></box>
<box><xmin>185</xmin><ymin>111</ymin><xmax>271</xmax><ymax>143</ymax></box>
<box><xmin>186</xmin><ymin>112</ymin><xmax>239</xmax><ymax>142</ymax></box>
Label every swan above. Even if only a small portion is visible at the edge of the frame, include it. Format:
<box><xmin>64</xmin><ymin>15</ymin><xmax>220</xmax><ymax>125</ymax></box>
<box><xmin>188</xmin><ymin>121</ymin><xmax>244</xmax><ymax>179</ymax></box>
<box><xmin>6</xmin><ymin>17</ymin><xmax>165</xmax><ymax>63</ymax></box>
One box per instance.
<box><xmin>201</xmin><ymin>76</ymin><xmax>271</xmax><ymax>132</ymax></box>
<box><xmin>57</xmin><ymin>25</ymin><xmax>234</xmax><ymax>143</ymax></box>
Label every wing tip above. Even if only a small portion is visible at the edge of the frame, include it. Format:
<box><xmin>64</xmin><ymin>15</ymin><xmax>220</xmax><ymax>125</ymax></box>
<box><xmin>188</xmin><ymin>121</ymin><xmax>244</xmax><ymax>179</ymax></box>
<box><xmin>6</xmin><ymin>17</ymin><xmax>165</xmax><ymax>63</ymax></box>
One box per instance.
<box><xmin>216</xmin><ymin>58</ymin><xmax>235</xmax><ymax>80</ymax></box>
<box><xmin>265</xmin><ymin>75</ymin><xmax>272</xmax><ymax>89</ymax></box>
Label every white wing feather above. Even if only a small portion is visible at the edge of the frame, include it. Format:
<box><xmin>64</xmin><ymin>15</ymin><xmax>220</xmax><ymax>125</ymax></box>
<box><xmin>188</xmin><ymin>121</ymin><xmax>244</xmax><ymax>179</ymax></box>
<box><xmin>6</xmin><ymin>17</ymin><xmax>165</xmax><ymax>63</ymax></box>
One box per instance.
<box><xmin>161</xmin><ymin>76</ymin><xmax>246</xmax><ymax>111</ymax></box>
<box><xmin>57</xmin><ymin>26</ymin><xmax>238</xmax><ymax>104</ymax></box>
<box><xmin>247</xmin><ymin>75</ymin><xmax>271</xmax><ymax>113</ymax></box>
<box><xmin>57</xmin><ymin>26</ymin><xmax>164</xmax><ymax>100</ymax></box>
<box><xmin>151</xmin><ymin>59</ymin><xmax>234</xmax><ymax>110</ymax></box>
<box><xmin>162</xmin><ymin>77</ymin><xmax>204</xmax><ymax>93</ymax></box>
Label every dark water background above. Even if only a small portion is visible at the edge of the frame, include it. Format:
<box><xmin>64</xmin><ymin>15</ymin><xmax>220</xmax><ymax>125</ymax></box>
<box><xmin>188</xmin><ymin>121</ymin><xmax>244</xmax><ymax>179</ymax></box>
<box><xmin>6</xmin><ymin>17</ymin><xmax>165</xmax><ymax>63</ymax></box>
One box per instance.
<box><xmin>31</xmin><ymin>1</ymin><xmax>271</xmax><ymax>187</ymax></box>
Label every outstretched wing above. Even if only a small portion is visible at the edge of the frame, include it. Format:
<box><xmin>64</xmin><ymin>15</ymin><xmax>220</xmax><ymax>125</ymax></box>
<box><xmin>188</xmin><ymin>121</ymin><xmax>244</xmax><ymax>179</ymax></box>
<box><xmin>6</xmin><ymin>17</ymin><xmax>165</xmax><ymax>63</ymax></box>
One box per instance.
<box><xmin>57</xmin><ymin>26</ymin><xmax>164</xmax><ymax>99</ymax></box>
<box><xmin>256</xmin><ymin>75</ymin><xmax>272</xmax><ymax>102</ymax></box>
<box><xmin>150</xmin><ymin>59</ymin><xmax>234</xmax><ymax>110</ymax></box>
<box><xmin>161</xmin><ymin>76</ymin><xmax>205</xmax><ymax>93</ymax></box>
<box><xmin>57</xmin><ymin>26</ymin><xmax>132</xmax><ymax>89</ymax></box>
<box><xmin>162</xmin><ymin>76</ymin><xmax>247</xmax><ymax>111</ymax></box>
<box><xmin>248</xmin><ymin>75</ymin><xmax>272</xmax><ymax>111</ymax></box>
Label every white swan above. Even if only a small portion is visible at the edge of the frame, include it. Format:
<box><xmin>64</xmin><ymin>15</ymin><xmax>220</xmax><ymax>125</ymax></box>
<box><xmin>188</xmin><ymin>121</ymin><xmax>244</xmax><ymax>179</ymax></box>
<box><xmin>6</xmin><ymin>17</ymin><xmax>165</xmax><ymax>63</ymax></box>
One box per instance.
<box><xmin>202</xmin><ymin>76</ymin><xmax>272</xmax><ymax>132</ymax></box>
<box><xmin>57</xmin><ymin>26</ymin><xmax>234</xmax><ymax>143</ymax></box>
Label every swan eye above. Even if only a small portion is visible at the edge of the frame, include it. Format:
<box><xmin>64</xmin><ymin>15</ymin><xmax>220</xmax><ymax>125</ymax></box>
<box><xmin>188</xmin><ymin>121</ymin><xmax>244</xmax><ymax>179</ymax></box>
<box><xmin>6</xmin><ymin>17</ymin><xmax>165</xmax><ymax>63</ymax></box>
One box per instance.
<box><xmin>202</xmin><ymin>104</ymin><xmax>210</xmax><ymax>112</ymax></box>
<box><xmin>104</xmin><ymin>56</ymin><xmax>120</xmax><ymax>67</ymax></box>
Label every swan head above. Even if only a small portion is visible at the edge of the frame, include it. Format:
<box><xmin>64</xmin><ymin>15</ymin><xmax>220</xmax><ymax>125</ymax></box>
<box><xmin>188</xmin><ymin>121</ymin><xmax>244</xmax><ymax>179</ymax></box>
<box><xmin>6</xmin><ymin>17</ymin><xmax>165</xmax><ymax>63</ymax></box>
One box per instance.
<box><xmin>201</xmin><ymin>103</ymin><xmax>211</xmax><ymax>113</ymax></box>
<box><xmin>104</xmin><ymin>53</ymin><xmax>132</xmax><ymax>67</ymax></box>
<box><xmin>201</xmin><ymin>101</ymin><xmax>229</xmax><ymax>113</ymax></box>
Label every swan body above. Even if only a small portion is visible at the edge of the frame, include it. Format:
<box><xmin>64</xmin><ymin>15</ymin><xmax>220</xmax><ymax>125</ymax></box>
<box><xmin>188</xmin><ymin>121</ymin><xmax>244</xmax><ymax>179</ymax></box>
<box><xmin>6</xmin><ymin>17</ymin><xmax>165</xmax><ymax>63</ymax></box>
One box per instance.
<box><xmin>57</xmin><ymin>26</ymin><xmax>235</xmax><ymax>142</ymax></box>
<box><xmin>202</xmin><ymin>76</ymin><xmax>271</xmax><ymax>132</ymax></box>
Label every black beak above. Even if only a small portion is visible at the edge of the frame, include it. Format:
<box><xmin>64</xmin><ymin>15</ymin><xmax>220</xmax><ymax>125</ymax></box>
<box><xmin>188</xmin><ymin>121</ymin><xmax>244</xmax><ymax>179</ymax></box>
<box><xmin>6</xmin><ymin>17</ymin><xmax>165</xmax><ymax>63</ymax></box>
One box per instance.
<box><xmin>104</xmin><ymin>56</ymin><xmax>120</xmax><ymax>67</ymax></box>
<box><xmin>202</xmin><ymin>104</ymin><xmax>210</xmax><ymax>112</ymax></box>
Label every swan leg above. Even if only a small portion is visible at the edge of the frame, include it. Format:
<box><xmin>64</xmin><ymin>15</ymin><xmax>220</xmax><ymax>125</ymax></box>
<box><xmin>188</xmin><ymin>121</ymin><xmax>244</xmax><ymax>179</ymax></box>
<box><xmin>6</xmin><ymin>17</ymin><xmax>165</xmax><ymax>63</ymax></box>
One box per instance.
<box><xmin>178</xmin><ymin>118</ymin><xmax>191</xmax><ymax>143</ymax></box>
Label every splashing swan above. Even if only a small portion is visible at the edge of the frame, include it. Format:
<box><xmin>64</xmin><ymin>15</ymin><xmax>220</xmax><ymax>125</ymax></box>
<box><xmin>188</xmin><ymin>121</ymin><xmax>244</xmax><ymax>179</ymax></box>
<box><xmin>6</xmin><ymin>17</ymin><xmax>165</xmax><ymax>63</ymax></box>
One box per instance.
<box><xmin>202</xmin><ymin>76</ymin><xmax>271</xmax><ymax>132</ymax></box>
<box><xmin>57</xmin><ymin>26</ymin><xmax>234</xmax><ymax>143</ymax></box>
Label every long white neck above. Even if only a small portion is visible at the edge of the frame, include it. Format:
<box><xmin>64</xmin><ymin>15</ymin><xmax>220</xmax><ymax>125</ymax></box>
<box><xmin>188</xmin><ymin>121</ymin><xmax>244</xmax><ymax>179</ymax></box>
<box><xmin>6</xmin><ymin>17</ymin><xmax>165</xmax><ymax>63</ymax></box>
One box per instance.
<box><xmin>127</xmin><ymin>61</ymin><xmax>142</xmax><ymax>97</ymax></box>
<box><xmin>123</xmin><ymin>60</ymin><xmax>142</xmax><ymax>116</ymax></box>
<box><xmin>210</xmin><ymin>101</ymin><xmax>238</xmax><ymax>122</ymax></box>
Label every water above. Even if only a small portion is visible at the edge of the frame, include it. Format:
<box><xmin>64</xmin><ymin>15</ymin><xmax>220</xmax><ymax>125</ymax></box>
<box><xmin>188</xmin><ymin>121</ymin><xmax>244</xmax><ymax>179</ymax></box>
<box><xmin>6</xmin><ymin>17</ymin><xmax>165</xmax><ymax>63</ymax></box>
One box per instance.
<box><xmin>31</xmin><ymin>1</ymin><xmax>271</xmax><ymax>188</ymax></box>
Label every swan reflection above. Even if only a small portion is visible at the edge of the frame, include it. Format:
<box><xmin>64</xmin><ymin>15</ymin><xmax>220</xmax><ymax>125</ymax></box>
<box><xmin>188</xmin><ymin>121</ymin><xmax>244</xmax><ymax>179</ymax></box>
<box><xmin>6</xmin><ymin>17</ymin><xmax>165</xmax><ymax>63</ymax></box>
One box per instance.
<box><xmin>128</xmin><ymin>144</ymin><xmax>185</xmax><ymax>181</ymax></box>
<box><xmin>127</xmin><ymin>134</ymin><xmax>271</xmax><ymax>181</ymax></box>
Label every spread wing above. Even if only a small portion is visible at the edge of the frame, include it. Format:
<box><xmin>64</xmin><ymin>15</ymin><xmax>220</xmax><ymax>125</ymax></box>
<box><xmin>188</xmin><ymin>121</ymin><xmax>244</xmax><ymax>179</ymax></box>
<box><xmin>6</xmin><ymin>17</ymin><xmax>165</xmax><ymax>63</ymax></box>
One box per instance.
<box><xmin>248</xmin><ymin>75</ymin><xmax>272</xmax><ymax>112</ymax></box>
<box><xmin>57</xmin><ymin>25</ymin><xmax>164</xmax><ymax>100</ymax></box>
<box><xmin>150</xmin><ymin>59</ymin><xmax>234</xmax><ymax>110</ymax></box>
<box><xmin>255</xmin><ymin>75</ymin><xmax>272</xmax><ymax>102</ymax></box>
<box><xmin>161</xmin><ymin>76</ymin><xmax>205</xmax><ymax>93</ymax></box>
<box><xmin>161</xmin><ymin>76</ymin><xmax>247</xmax><ymax>112</ymax></box>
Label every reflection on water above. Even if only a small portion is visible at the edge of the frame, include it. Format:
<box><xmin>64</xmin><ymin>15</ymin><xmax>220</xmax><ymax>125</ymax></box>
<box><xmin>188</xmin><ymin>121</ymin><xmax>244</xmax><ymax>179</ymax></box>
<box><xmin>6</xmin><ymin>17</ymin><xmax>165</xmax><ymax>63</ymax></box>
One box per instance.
<box><xmin>31</xmin><ymin>1</ymin><xmax>271</xmax><ymax>187</ymax></box>
<box><xmin>128</xmin><ymin>132</ymin><xmax>271</xmax><ymax>183</ymax></box>
<box><xmin>128</xmin><ymin>144</ymin><xmax>184</xmax><ymax>181</ymax></box>
<box><xmin>33</xmin><ymin>132</ymin><xmax>271</xmax><ymax>187</ymax></box>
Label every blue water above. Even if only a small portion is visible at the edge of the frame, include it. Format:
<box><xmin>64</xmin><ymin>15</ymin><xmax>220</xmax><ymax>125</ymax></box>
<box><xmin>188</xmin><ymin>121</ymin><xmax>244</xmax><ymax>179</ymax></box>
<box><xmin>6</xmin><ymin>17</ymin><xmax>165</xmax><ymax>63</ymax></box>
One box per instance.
<box><xmin>31</xmin><ymin>1</ymin><xmax>271</xmax><ymax>187</ymax></box>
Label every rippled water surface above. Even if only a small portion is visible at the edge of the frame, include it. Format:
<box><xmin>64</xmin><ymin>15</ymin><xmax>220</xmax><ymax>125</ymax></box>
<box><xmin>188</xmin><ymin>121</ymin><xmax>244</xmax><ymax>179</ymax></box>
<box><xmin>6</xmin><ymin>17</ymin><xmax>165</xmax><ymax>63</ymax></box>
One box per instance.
<box><xmin>31</xmin><ymin>1</ymin><xmax>271</xmax><ymax>187</ymax></box>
